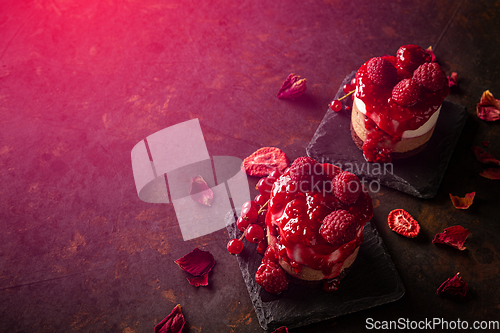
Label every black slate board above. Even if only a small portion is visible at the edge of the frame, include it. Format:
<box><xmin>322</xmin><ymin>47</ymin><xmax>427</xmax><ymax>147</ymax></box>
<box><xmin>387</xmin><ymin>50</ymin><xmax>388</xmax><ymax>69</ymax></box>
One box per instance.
<box><xmin>306</xmin><ymin>71</ymin><xmax>468</xmax><ymax>199</ymax></box>
<box><xmin>226</xmin><ymin>212</ymin><xmax>405</xmax><ymax>331</ymax></box>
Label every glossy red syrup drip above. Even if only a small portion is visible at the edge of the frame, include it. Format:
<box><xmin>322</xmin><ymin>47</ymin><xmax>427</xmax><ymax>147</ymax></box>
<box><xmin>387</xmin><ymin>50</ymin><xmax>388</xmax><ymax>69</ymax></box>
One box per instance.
<box><xmin>355</xmin><ymin>55</ymin><xmax>449</xmax><ymax>162</ymax></box>
<box><xmin>265</xmin><ymin>163</ymin><xmax>373</xmax><ymax>277</ymax></box>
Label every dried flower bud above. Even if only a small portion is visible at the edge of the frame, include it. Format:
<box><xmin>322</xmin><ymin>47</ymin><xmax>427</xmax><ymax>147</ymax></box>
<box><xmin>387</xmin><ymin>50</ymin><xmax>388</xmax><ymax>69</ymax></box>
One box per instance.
<box><xmin>436</xmin><ymin>272</ymin><xmax>468</xmax><ymax>297</ymax></box>
<box><xmin>190</xmin><ymin>175</ymin><xmax>213</xmax><ymax>206</ymax></box>
<box><xmin>477</xmin><ymin>90</ymin><xmax>500</xmax><ymax>121</ymax></box>
<box><xmin>277</xmin><ymin>73</ymin><xmax>307</xmax><ymax>99</ymax></box>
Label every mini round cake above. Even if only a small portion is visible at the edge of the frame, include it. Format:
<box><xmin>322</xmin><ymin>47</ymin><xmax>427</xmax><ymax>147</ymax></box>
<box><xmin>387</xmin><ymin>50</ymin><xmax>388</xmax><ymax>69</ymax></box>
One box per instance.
<box><xmin>264</xmin><ymin>157</ymin><xmax>373</xmax><ymax>291</ymax></box>
<box><xmin>351</xmin><ymin>44</ymin><xmax>450</xmax><ymax>162</ymax></box>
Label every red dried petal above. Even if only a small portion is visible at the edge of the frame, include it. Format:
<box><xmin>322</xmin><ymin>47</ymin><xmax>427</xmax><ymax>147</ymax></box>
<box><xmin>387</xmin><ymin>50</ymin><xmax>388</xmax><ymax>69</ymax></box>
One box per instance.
<box><xmin>425</xmin><ymin>46</ymin><xmax>436</xmax><ymax>62</ymax></box>
<box><xmin>432</xmin><ymin>225</ymin><xmax>470</xmax><ymax>250</ymax></box>
<box><xmin>436</xmin><ymin>273</ymin><xmax>468</xmax><ymax>297</ymax></box>
<box><xmin>277</xmin><ymin>73</ymin><xmax>307</xmax><ymax>99</ymax></box>
<box><xmin>190</xmin><ymin>175</ymin><xmax>214</xmax><ymax>206</ymax></box>
<box><xmin>174</xmin><ymin>248</ymin><xmax>215</xmax><ymax>277</ymax></box>
<box><xmin>471</xmin><ymin>146</ymin><xmax>500</xmax><ymax>165</ymax></box>
<box><xmin>480</xmin><ymin>168</ymin><xmax>500</xmax><ymax>179</ymax></box>
<box><xmin>387</xmin><ymin>209</ymin><xmax>420</xmax><ymax>238</ymax></box>
<box><xmin>241</xmin><ymin>147</ymin><xmax>290</xmax><ymax>177</ymax></box>
<box><xmin>476</xmin><ymin>90</ymin><xmax>500</xmax><ymax>121</ymax></box>
<box><xmin>448</xmin><ymin>72</ymin><xmax>458</xmax><ymax>87</ymax></box>
<box><xmin>187</xmin><ymin>273</ymin><xmax>209</xmax><ymax>287</ymax></box>
<box><xmin>154</xmin><ymin>304</ymin><xmax>186</xmax><ymax>333</ymax></box>
<box><xmin>271</xmin><ymin>327</ymin><xmax>289</xmax><ymax>333</ymax></box>
<box><xmin>449</xmin><ymin>192</ymin><xmax>475</xmax><ymax>209</ymax></box>
<box><xmin>482</xmin><ymin>141</ymin><xmax>490</xmax><ymax>147</ymax></box>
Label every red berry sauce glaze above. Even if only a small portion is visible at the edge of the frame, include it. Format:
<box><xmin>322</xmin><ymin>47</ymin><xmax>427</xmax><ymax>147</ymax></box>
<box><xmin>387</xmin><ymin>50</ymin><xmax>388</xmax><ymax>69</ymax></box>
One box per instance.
<box><xmin>265</xmin><ymin>163</ymin><xmax>373</xmax><ymax>280</ymax></box>
<box><xmin>355</xmin><ymin>49</ymin><xmax>450</xmax><ymax>163</ymax></box>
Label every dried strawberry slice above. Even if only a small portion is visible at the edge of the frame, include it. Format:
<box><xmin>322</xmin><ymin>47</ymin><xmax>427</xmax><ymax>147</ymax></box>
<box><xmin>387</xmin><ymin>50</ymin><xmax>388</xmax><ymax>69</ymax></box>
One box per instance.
<box><xmin>387</xmin><ymin>209</ymin><xmax>420</xmax><ymax>238</ymax></box>
<box><xmin>241</xmin><ymin>147</ymin><xmax>290</xmax><ymax>177</ymax></box>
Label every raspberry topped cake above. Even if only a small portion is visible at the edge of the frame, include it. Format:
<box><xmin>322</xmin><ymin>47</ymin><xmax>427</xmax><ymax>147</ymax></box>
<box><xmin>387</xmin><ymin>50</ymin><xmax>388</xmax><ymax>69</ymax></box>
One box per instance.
<box><xmin>260</xmin><ymin>157</ymin><xmax>373</xmax><ymax>292</ymax></box>
<box><xmin>351</xmin><ymin>44</ymin><xmax>450</xmax><ymax>162</ymax></box>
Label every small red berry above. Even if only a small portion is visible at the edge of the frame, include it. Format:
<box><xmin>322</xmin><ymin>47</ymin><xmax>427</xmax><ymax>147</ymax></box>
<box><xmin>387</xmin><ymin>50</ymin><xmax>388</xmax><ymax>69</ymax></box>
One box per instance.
<box><xmin>343</xmin><ymin>84</ymin><xmax>353</xmax><ymax>94</ymax></box>
<box><xmin>257</xmin><ymin>177</ymin><xmax>273</xmax><ymax>196</ymax></box>
<box><xmin>396</xmin><ymin>44</ymin><xmax>431</xmax><ymax>76</ymax></box>
<box><xmin>241</xmin><ymin>200</ymin><xmax>259</xmax><ymax>224</ymax></box>
<box><xmin>330</xmin><ymin>99</ymin><xmax>342</xmax><ymax>112</ymax></box>
<box><xmin>236</xmin><ymin>216</ymin><xmax>250</xmax><ymax>232</ymax></box>
<box><xmin>227</xmin><ymin>238</ymin><xmax>244</xmax><ymax>255</ymax></box>
<box><xmin>254</xmin><ymin>194</ymin><xmax>268</xmax><ymax>206</ymax></box>
<box><xmin>257</xmin><ymin>238</ymin><xmax>268</xmax><ymax>255</ymax></box>
<box><xmin>245</xmin><ymin>224</ymin><xmax>265</xmax><ymax>243</ymax></box>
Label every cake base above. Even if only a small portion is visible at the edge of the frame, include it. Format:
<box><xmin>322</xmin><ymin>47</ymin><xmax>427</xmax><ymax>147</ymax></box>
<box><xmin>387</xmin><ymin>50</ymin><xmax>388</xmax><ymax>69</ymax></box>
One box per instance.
<box><xmin>350</xmin><ymin>121</ymin><xmax>430</xmax><ymax>160</ymax></box>
<box><xmin>350</xmin><ymin>100</ymin><xmax>435</xmax><ymax>159</ymax></box>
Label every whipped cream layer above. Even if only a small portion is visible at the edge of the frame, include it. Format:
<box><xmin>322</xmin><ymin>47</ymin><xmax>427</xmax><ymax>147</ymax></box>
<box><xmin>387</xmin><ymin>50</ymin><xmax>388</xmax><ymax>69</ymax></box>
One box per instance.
<box><xmin>354</xmin><ymin>93</ymin><xmax>440</xmax><ymax>139</ymax></box>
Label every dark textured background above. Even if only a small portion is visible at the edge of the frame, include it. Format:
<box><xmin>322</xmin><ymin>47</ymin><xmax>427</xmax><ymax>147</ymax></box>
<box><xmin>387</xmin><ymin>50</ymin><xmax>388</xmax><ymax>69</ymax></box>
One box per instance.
<box><xmin>1</xmin><ymin>0</ymin><xmax>499</xmax><ymax>332</ymax></box>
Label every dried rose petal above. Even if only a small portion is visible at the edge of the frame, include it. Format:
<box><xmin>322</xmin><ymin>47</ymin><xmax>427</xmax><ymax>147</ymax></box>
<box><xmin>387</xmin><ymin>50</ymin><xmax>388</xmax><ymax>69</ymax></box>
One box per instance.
<box><xmin>187</xmin><ymin>274</ymin><xmax>209</xmax><ymax>287</ymax></box>
<box><xmin>190</xmin><ymin>175</ymin><xmax>214</xmax><ymax>206</ymax></box>
<box><xmin>436</xmin><ymin>273</ymin><xmax>468</xmax><ymax>297</ymax></box>
<box><xmin>154</xmin><ymin>304</ymin><xmax>186</xmax><ymax>333</ymax></box>
<box><xmin>480</xmin><ymin>168</ymin><xmax>500</xmax><ymax>180</ymax></box>
<box><xmin>432</xmin><ymin>225</ymin><xmax>470</xmax><ymax>250</ymax></box>
<box><xmin>272</xmin><ymin>327</ymin><xmax>289</xmax><ymax>333</ymax></box>
<box><xmin>449</xmin><ymin>192</ymin><xmax>475</xmax><ymax>209</ymax></box>
<box><xmin>448</xmin><ymin>72</ymin><xmax>458</xmax><ymax>87</ymax></box>
<box><xmin>471</xmin><ymin>146</ymin><xmax>500</xmax><ymax>165</ymax></box>
<box><xmin>277</xmin><ymin>73</ymin><xmax>307</xmax><ymax>99</ymax></box>
<box><xmin>476</xmin><ymin>90</ymin><xmax>500</xmax><ymax>121</ymax></box>
<box><xmin>425</xmin><ymin>46</ymin><xmax>436</xmax><ymax>62</ymax></box>
<box><xmin>174</xmin><ymin>248</ymin><xmax>215</xmax><ymax>277</ymax></box>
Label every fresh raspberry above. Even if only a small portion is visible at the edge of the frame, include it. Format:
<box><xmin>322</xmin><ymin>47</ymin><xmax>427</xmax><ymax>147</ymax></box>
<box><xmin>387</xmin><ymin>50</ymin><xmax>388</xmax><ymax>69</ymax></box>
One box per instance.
<box><xmin>396</xmin><ymin>44</ymin><xmax>432</xmax><ymax>76</ymax></box>
<box><xmin>255</xmin><ymin>261</ymin><xmax>288</xmax><ymax>294</ymax></box>
<box><xmin>412</xmin><ymin>62</ymin><xmax>447</xmax><ymax>92</ymax></box>
<box><xmin>288</xmin><ymin>156</ymin><xmax>325</xmax><ymax>192</ymax></box>
<box><xmin>333</xmin><ymin>171</ymin><xmax>362</xmax><ymax>205</ymax></box>
<box><xmin>320</xmin><ymin>209</ymin><xmax>357</xmax><ymax>246</ymax></box>
<box><xmin>366</xmin><ymin>57</ymin><xmax>398</xmax><ymax>87</ymax></box>
<box><xmin>392</xmin><ymin>78</ymin><xmax>421</xmax><ymax>107</ymax></box>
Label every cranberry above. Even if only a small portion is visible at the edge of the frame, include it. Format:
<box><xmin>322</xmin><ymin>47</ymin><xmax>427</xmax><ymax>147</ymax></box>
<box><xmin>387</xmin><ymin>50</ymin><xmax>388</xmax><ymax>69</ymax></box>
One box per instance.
<box><xmin>227</xmin><ymin>238</ymin><xmax>244</xmax><ymax>255</ymax></box>
<box><xmin>257</xmin><ymin>177</ymin><xmax>273</xmax><ymax>196</ymax></box>
<box><xmin>268</xmin><ymin>169</ymin><xmax>282</xmax><ymax>181</ymax></box>
<box><xmin>241</xmin><ymin>200</ymin><xmax>259</xmax><ymax>224</ymax></box>
<box><xmin>330</xmin><ymin>99</ymin><xmax>342</xmax><ymax>112</ymax></box>
<box><xmin>343</xmin><ymin>84</ymin><xmax>353</xmax><ymax>94</ymax></box>
<box><xmin>257</xmin><ymin>238</ymin><xmax>268</xmax><ymax>255</ymax></box>
<box><xmin>245</xmin><ymin>224</ymin><xmax>265</xmax><ymax>243</ymax></box>
<box><xmin>254</xmin><ymin>194</ymin><xmax>268</xmax><ymax>206</ymax></box>
<box><xmin>236</xmin><ymin>216</ymin><xmax>250</xmax><ymax>232</ymax></box>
